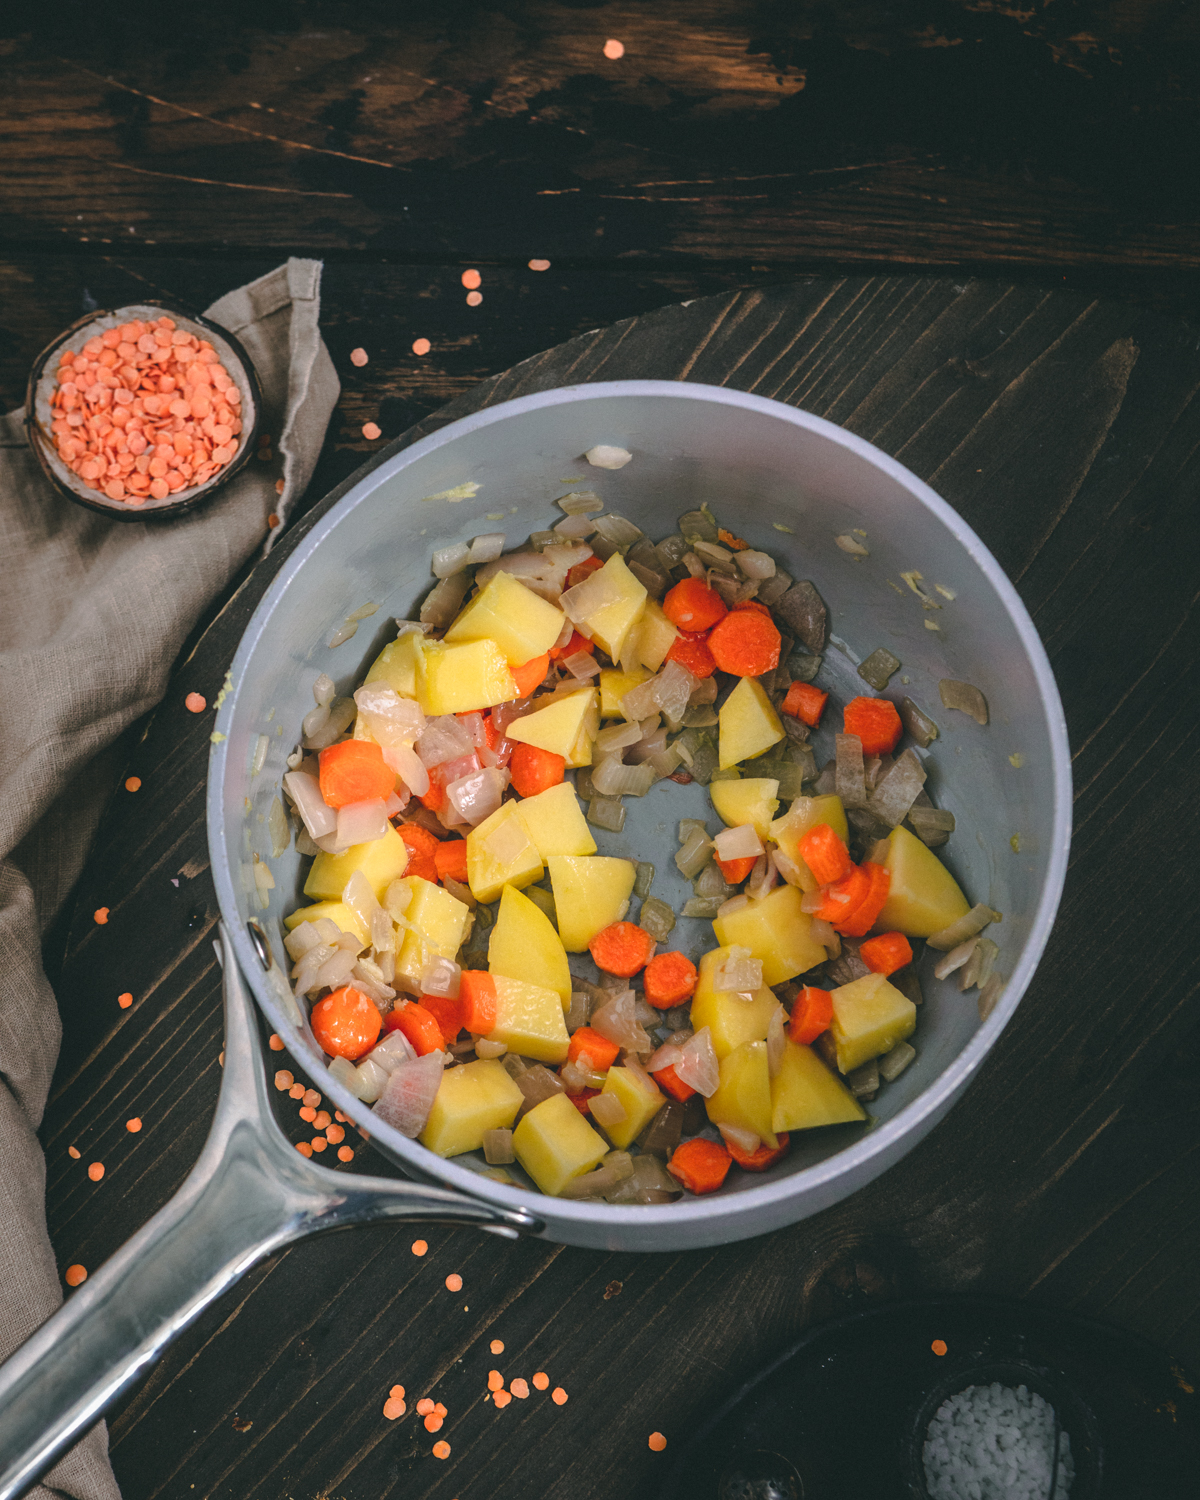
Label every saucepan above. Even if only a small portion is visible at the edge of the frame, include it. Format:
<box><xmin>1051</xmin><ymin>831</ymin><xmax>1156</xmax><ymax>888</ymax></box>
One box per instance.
<box><xmin>0</xmin><ymin>382</ymin><xmax>1071</xmax><ymax>1496</ymax></box>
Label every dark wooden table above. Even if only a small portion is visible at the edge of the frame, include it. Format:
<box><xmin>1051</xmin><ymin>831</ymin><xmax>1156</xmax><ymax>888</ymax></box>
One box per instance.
<box><xmin>4</xmin><ymin>6</ymin><xmax>1200</xmax><ymax>1498</ymax></box>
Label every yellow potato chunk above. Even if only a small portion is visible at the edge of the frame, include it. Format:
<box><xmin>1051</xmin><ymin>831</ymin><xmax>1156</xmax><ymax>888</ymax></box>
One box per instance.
<box><xmin>283</xmin><ymin>900</ymin><xmax>369</xmax><ymax>945</ymax></box>
<box><xmin>466</xmin><ymin>801</ymin><xmax>544</xmax><ymax>904</ymax></box>
<box><xmin>718</xmin><ymin>676</ymin><xmax>784</xmax><ymax>769</ymax></box>
<box><xmin>506</xmin><ymin>687</ymin><xmax>599</xmax><ymax>767</ymax></box>
<box><xmin>489</xmin><ymin>974</ymin><xmax>570</xmax><ymax>1064</ymax></box>
<box><xmin>364</xmin><ymin>634</ymin><xmax>421</xmax><ymax>699</ymax></box>
<box><xmin>420</xmin><ymin>1059</ymin><xmax>524</xmax><ymax>1158</ymax></box>
<box><xmin>633</xmin><ymin>596</ymin><xmax>678</xmax><ymax>672</ymax></box>
<box><xmin>710</xmin><ymin>777</ymin><xmax>780</xmax><ymax>840</ymax></box>
<box><xmin>875</xmin><ymin>825</ymin><xmax>971</xmax><ymax>937</ymax></box>
<box><xmin>770</xmin><ymin>794</ymin><xmax>850</xmax><ymax>892</ymax></box>
<box><xmin>393</xmin><ymin>876</ymin><xmax>471</xmax><ymax>989</ymax></box>
<box><xmin>444</xmin><ymin>570</ymin><xmax>566</xmax><ymax>666</ymax></box>
<box><xmin>770</xmin><ymin>1040</ymin><xmax>866</xmax><ymax>1133</ymax></box>
<box><xmin>705</xmin><ymin>1040</ymin><xmax>777</xmax><ymax>1149</ymax></box>
<box><xmin>829</xmin><ymin>974</ymin><xmax>917</xmax><ymax>1074</ymax></box>
<box><xmin>546</xmin><ymin>855</ymin><xmax>636</xmax><ymax>951</ymax></box>
<box><xmin>303</xmin><ymin>823</ymin><xmax>409</xmax><ymax>903</ymax></box>
<box><xmin>689</xmin><ymin>948</ymin><xmax>779</xmax><ymax>1060</ymax></box>
<box><xmin>596</xmin><ymin>1066</ymin><xmax>665</xmax><ymax>1149</ymax></box>
<box><xmin>599</xmin><ymin>665</ymin><xmax>649</xmax><ymax>718</ymax></box>
<box><xmin>577</xmin><ymin>553</ymin><xmax>647</xmax><ymax>661</ymax></box>
<box><xmin>417</xmin><ymin>639</ymin><xmax>519</xmax><ymax>715</ymax></box>
<box><xmin>512</xmin><ymin>1093</ymin><xmax>609</xmax><ymax>1197</ymax></box>
<box><xmin>516</xmin><ymin>781</ymin><xmax>596</xmax><ymax>859</ymax></box>
<box><xmin>711</xmin><ymin>883</ymin><xmax>826</xmax><ymax>987</ymax></box>
<box><xmin>489</xmin><ymin>884</ymin><xmax>572</xmax><ymax>1012</ymax></box>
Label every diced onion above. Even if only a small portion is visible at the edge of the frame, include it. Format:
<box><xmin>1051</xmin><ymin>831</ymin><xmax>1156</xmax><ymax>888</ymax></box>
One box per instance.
<box><xmin>553</xmin><ymin>513</ymin><xmax>597</xmax><ymax>539</ymax></box>
<box><xmin>714</xmin><ymin>946</ymin><xmax>762</xmax><ymax>992</ymax></box>
<box><xmin>590</xmin><ymin>990</ymin><xmax>651</xmax><ymax>1052</ymax></box>
<box><xmin>591</xmin><ymin>756</ymin><xmax>656</xmax><ymax>798</ymax></box>
<box><xmin>858</xmin><ymin>647</ymin><xmax>901</xmax><ymax>690</ymax></box>
<box><xmin>934</xmin><ymin>937</ymin><xmax>979</xmax><ymax>980</ymax></box>
<box><xmin>373</xmin><ymin>1053</ymin><xmax>445</xmax><ymax>1137</ymax></box>
<box><xmin>282</xmin><ymin>771</ymin><xmax>337</xmax><ymax>840</ymax></box>
<box><xmin>716</xmin><ymin>893</ymin><xmax>749</xmax><ymax>919</ymax></box>
<box><xmin>939</xmin><ymin>679</ymin><xmax>989</xmax><ymax>726</ymax></box>
<box><xmin>468</xmin><ymin>532</ymin><xmax>505</xmax><ymax>564</ymax></box>
<box><xmin>977</xmin><ymin>973</ymin><xmax>1004</xmax><ymax>1020</ymax></box>
<box><xmin>589</xmin><ymin>1092</ymin><xmax>628</xmax><ymax>1128</ymax></box>
<box><xmin>674</xmin><ymin>1026</ymin><xmax>719</xmax><ymax>1097</ymax></box>
<box><xmin>558</xmin><ymin>490</ymin><xmax>603</xmax><ymax>515</ymax></box>
<box><xmin>900</xmin><ymin>696</ymin><xmax>939</xmax><ymax>747</ymax></box>
<box><xmin>562</xmin><ymin>650</ymin><xmax>601</xmax><ymax>680</ymax></box>
<box><xmin>767</xmin><ymin>1003</ymin><xmax>787</xmax><ymax>1078</ymax></box>
<box><xmin>560</xmin><ymin>569</ymin><xmax>620</xmax><ymax>625</ymax></box>
<box><xmin>747</xmin><ymin>851</ymin><xmax>779</xmax><ymax>901</ymax></box>
<box><xmin>416</xmin><ymin>715</ymin><xmax>477</xmax><ymax>768</ymax></box>
<box><xmin>674</xmin><ymin>827</ymin><xmax>713</xmax><ymax>879</ymax></box>
<box><xmin>735</xmin><ymin>549</ymin><xmax>776</xmax><ymax>580</ymax></box>
<box><xmin>835</xmin><ymin>733</ymin><xmax>868</xmax><ymax>809</ymax></box>
<box><xmin>313</xmin><ymin>673</ymin><xmax>335</xmax><ymax>708</ymax></box>
<box><xmin>447</xmin><ymin>766</ymin><xmax>508</xmax><ymax>825</ymax></box>
<box><xmin>384</xmin><ymin>741</ymin><xmax>429</xmax><ymax>797</ymax></box>
<box><xmin>420</xmin><ymin>955</ymin><xmax>462</xmax><ymax>998</ymax></box>
<box><xmin>835</xmin><ymin>533</ymin><xmax>869</xmax><ymax>556</ymax></box>
<box><xmin>432</xmin><ymin>541</ymin><xmax>470</xmax><ymax>578</ymax></box>
<box><xmin>868</xmin><ymin>749</ymin><xmax>928</xmax><ymax>828</ymax></box>
<box><xmin>420</xmin><ymin>572</ymin><xmax>472</xmax><ymax>628</ymax></box>
<box><xmin>596</xmin><ymin>720</ymin><xmax>643</xmax><ymax>754</ymax></box>
<box><xmin>355</xmin><ymin>684</ymin><xmax>426</xmax><ymax>749</ymax></box>
<box><xmin>585</xmin><ymin>445</ymin><xmax>632</xmax><ymax>470</ymax></box>
<box><xmin>879</xmin><ymin>1041</ymin><xmax>916</xmax><ymax>1082</ymax></box>
<box><xmin>718</xmin><ymin>1122</ymin><xmax>760</xmax><ymax>1154</ymax></box>
<box><xmin>927</xmin><ymin>902</ymin><xmax>1002</xmax><ymax>952</ymax></box>
<box><xmin>714</xmin><ymin>824</ymin><xmax>764</xmax><ymax>862</ymax></box>
<box><xmin>335</xmin><ymin>799</ymin><xmax>389</xmax><ymax>850</ymax></box>
<box><xmin>269</xmin><ymin>796</ymin><xmax>291</xmax><ymax>857</ymax></box>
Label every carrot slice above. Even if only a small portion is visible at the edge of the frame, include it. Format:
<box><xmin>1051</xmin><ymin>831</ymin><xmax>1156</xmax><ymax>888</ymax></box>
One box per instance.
<box><xmin>835</xmin><ymin>862</ymin><xmax>891</xmax><ymax>937</ymax></box>
<box><xmin>420</xmin><ymin>993</ymin><xmax>465</xmax><ymax>1046</ymax></box>
<box><xmin>588</xmin><ymin>921</ymin><xmax>654</xmax><ymax>978</ymax></box>
<box><xmin>715</xmin><ymin>854</ymin><xmax>757</xmax><ymax>885</ymax></box>
<box><xmin>781</xmin><ymin>681</ymin><xmax>828</xmax><ymax>727</ymax></box>
<box><xmin>567</xmin><ymin>1026</ymin><xmax>620</xmax><ymax>1071</ymax></box>
<box><xmin>726</xmin><ymin>1132</ymin><xmax>790</xmax><ymax>1171</ymax></box>
<box><xmin>666</xmin><ymin>629</ymin><xmax>717</xmax><ymax>678</ymax></box>
<box><xmin>798</xmin><ymin>823</ymin><xmax>852</xmax><ymax>886</ymax></box>
<box><xmin>434</xmin><ymin>838</ymin><xmax>469</xmax><ymax>885</ymax></box>
<box><xmin>311</xmin><ymin>985</ymin><xmax>382</xmax><ymax>1060</ymax></box>
<box><xmin>459</xmin><ymin>971</ymin><xmax>497</xmax><ymax>1034</ymax></box>
<box><xmin>398</xmin><ymin>822</ymin><xmax>441</xmax><ymax>883</ymax></box>
<box><xmin>707</xmin><ymin>608</ymin><xmax>781</xmax><ymax>677</ymax></box>
<box><xmin>812</xmin><ymin>864</ymin><xmax>870</xmax><ymax>924</ymax></box>
<box><xmin>642</xmin><ymin>951</ymin><xmax>699</xmax><ymax>1008</ymax></box>
<box><xmin>668</xmin><ymin>1138</ymin><xmax>732</xmax><ymax>1195</ymax></box>
<box><xmin>653</xmin><ymin>1062</ymin><xmax>696</xmax><ymax>1102</ymax></box>
<box><xmin>510</xmin><ymin>742</ymin><xmax>566</xmax><ymax>798</ymax></box>
<box><xmin>843</xmin><ymin>696</ymin><xmax>903</xmax><ymax>756</ymax></box>
<box><xmin>550</xmin><ymin>629</ymin><xmax>594</xmax><ymax>661</ymax></box>
<box><xmin>510</xmin><ymin>652</ymin><xmax>550</xmax><ymax>697</ymax></box>
<box><xmin>858</xmin><ymin>931</ymin><xmax>913</xmax><ymax>976</ymax></box>
<box><xmin>386</xmin><ymin>1000</ymin><xmax>446</xmax><ymax>1056</ymax></box>
<box><xmin>787</xmin><ymin>985</ymin><xmax>833</xmax><ymax>1045</ymax></box>
<box><xmin>566</xmin><ymin>556</ymin><xmax>604</xmax><ymax>588</ymax></box>
<box><xmin>317</xmin><ymin>740</ymin><xmax>396</xmax><ymax>809</ymax></box>
<box><xmin>662</xmin><ymin>578</ymin><xmax>728</xmax><ymax>632</ymax></box>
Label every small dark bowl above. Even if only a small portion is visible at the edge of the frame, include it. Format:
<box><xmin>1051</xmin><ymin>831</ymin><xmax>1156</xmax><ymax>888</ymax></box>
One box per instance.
<box><xmin>902</xmin><ymin>1356</ymin><xmax>1105</xmax><ymax>1499</ymax></box>
<box><xmin>25</xmin><ymin>300</ymin><xmax>262</xmax><ymax>522</ymax></box>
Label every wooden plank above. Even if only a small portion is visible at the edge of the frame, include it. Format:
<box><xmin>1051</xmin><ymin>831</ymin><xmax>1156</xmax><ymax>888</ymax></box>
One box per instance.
<box><xmin>43</xmin><ymin>277</ymin><xmax>1200</xmax><ymax>1500</ymax></box>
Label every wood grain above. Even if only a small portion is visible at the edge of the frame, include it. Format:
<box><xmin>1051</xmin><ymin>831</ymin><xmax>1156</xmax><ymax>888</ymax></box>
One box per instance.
<box><xmin>40</xmin><ymin>276</ymin><xmax>1200</xmax><ymax>1500</ymax></box>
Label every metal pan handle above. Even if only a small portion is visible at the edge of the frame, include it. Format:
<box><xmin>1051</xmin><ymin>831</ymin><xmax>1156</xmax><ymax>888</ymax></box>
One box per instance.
<box><xmin>0</xmin><ymin>925</ymin><xmax>541</xmax><ymax>1499</ymax></box>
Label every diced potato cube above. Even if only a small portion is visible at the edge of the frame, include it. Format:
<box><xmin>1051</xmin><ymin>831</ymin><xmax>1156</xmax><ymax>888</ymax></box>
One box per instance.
<box><xmin>712</xmin><ymin>883</ymin><xmax>826</xmax><ymax>986</ymax></box>
<box><xmin>516</xmin><ymin>782</ymin><xmax>596</xmax><ymax>859</ymax></box>
<box><xmin>770</xmin><ymin>794</ymin><xmax>850</xmax><ymax>892</ymax></box>
<box><xmin>596</xmin><ymin>1066</ymin><xmax>665</xmax><ymax>1149</ymax></box>
<box><xmin>875</xmin><ymin>825</ymin><xmax>971</xmax><ymax>937</ymax></box>
<box><xmin>364</xmin><ymin>634</ymin><xmax>421</xmax><ymax>700</ymax></box>
<box><xmin>770</xmin><ymin>1040</ymin><xmax>866</xmax><ymax>1133</ymax></box>
<box><xmin>710</xmin><ymin>777</ymin><xmax>780</xmax><ymax>840</ymax></box>
<box><xmin>546</xmin><ymin>855</ymin><xmax>636</xmax><ymax>951</ymax></box>
<box><xmin>689</xmin><ymin>947</ymin><xmax>779</xmax><ymax>1059</ymax></box>
<box><xmin>488</xmin><ymin>974</ymin><xmax>571</xmax><ymax>1063</ymax></box>
<box><xmin>394</xmin><ymin>876</ymin><xmax>471</xmax><ymax>989</ymax></box>
<box><xmin>599</xmin><ymin>666</ymin><xmax>649</xmax><ymax>718</ymax></box>
<box><xmin>283</xmin><ymin>900</ymin><xmax>368</xmax><ymax>945</ymax></box>
<box><xmin>444</xmin><ymin>570</ymin><xmax>566</xmax><ymax>666</ymax></box>
<box><xmin>420</xmin><ymin>1059</ymin><xmax>524</xmax><ymax>1157</ymax></box>
<box><xmin>705</xmin><ymin>1040</ymin><xmax>777</xmax><ymax>1148</ymax></box>
<box><xmin>634</xmin><ymin>596</ymin><xmax>678</xmax><ymax>672</ymax></box>
<box><xmin>417</xmin><ymin>638</ymin><xmax>519</xmax><ymax>716</ymax></box>
<box><xmin>719</xmin><ymin>676</ymin><xmax>784</xmax><ymax>768</ymax></box>
<box><xmin>489</xmin><ymin>884</ymin><xmax>572</xmax><ymax>1012</ymax></box>
<box><xmin>506</xmin><ymin>687</ymin><xmax>599</xmax><ymax>767</ymax></box>
<box><xmin>578</xmin><ymin>553</ymin><xmax>647</xmax><ymax>662</ymax></box>
<box><xmin>466</xmin><ymin>801</ymin><xmax>544</xmax><ymax>904</ymax></box>
<box><xmin>512</xmin><ymin>1093</ymin><xmax>609</xmax><ymax>1196</ymax></box>
<box><xmin>303</xmin><ymin>823</ymin><xmax>409</xmax><ymax>903</ymax></box>
<box><xmin>829</xmin><ymin>973</ymin><xmax>917</xmax><ymax>1074</ymax></box>
<box><xmin>564</xmin><ymin>720</ymin><xmax>595</xmax><ymax>769</ymax></box>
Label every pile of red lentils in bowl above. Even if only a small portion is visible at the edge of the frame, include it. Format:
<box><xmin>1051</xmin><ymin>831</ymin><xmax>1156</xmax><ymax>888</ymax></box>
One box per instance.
<box><xmin>46</xmin><ymin>314</ymin><xmax>245</xmax><ymax>506</ymax></box>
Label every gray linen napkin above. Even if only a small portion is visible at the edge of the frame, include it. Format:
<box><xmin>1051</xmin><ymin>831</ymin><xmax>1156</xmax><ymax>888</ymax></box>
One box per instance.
<box><xmin>0</xmin><ymin>258</ymin><xmax>339</xmax><ymax>1499</ymax></box>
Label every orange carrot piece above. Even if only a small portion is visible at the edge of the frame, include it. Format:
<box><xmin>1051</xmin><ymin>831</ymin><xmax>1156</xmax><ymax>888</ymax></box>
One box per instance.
<box><xmin>732</xmin><ymin>599</ymin><xmax>772</xmax><ymax>618</ymax></box>
<box><xmin>717</xmin><ymin>527</ymin><xmax>749</xmax><ymax>551</ymax></box>
<box><xmin>798</xmin><ymin>823</ymin><xmax>852</xmax><ymax>886</ymax></box>
<box><xmin>567</xmin><ymin>1026</ymin><xmax>620</xmax><ymax>1071</ymax></box>
<box><xmin>550</xmin><ymin>629</ymin><xmax>594</xmax><ymax>661</ymax></box>
<box><xmin>420</xmin><ymin>993</ymin><xmax>465</xmax><ymax>1046</ymax></box>
<box><xmin>812</xmin><ymin>864</ymin><xmax>870</xmax><ymax>926</ymax></box>
<box><xmin>398</xmin><ymin>822</ymin><xmax>441</xmax><ymax>883</ymax></box>
<box><xmin>588</xmin><ymin>921</ymin><xmax>654</xmax><ymax>978</ymax></box>
<box><xmin>510</xmin><ymin>652</ymin><xmax>550</xmax><ymax>697</ymax></box>
<box><xmin>781</xmin><ymin>681</ymin><xmax>828</xmax><ymax>727</ymax></box>
<box><xmin>434</xmin><ymin>838</ymin><xmax>469</xmax><ymax>885</ymax></box>
<box><xmin>311</xmin><ymin>985</ymin><xmax>383</xmax><ymax>1060</ymax></box>
<box><xmin>662</xmin><ymin>577</ymin><xmax>728</xmax><ymax>632</ymax></box>
<box><xmin>386</xmin><ymin>1001</ymin><xmax>445</xmax><ymax>1056</ymax></box>
<box><xmin>418</xmin><ymin>778</ymin><xmax>445</xmax><ymax>813</ymax></box>
<box><xmin>317</xmin><ymin>740</ymin><xmax>396</xmax><ymax>809</ymax></box>
<box><xmin>566</xmin><ymin>556</ymin><xmax>604</xmax><ymax>589</ymax></box>
<box><xmin>843</xmin><ymin>696</ymin><xmax>903</xmax><ymax>756</ymax></box>
<box><xmin>707</xmin><ymin>607</ymin><xmax>781</xmax><ymax>677</ymax></box>
<box><xmin>567</xmin><ymin>1088</ymin><xmax>600</xmax><ymax>1114</ymax></box>
<box><xmin>726</xmin><ymin>1132</ymin><xmax>790</xmax><ymax>1171</ymax></box>
<box><xmin>510</xmin><ymin>742</ymin><xmax>566</xmax><ymax>798</ymax></box>
<box><xmin>666</xmin><ymin>630</ymin><xmax>717</xmax><ymax>678</ymax></box>
<box><xmin>836</xmin><ymin>862</ymin><xmax>891</xmax><ymax>937</ymax></box>
<box><xmin>668</xmin><ymin>1138</ymin><xmax>732</xmax><ymax>1195</ymax></box>
<box><xmin>642</xmin><ymin>951</ymin><xmax>699</xmax><ymax>1008</ymax></box>
<box><xmin>787</xmin><ymin>986</ymin><xmax>833</xmax><ymax>1045</ymax></box>
<box><xmin>858</xmin><ymin>931</ymin><xmax>913</xmax><ymax>976</ymax></box>
<box><xmin>715</xmin><ymin>853</ymin><xmax>757</xmax><ymax>885</ymax></box>
<box><xmin>459</xmin><ymin>971</ymin><xmax>497</xmax><ymax>1034</ymax></box>
<box><xmin>653</xmin><ymin>1062</ymin><xmax>696</xmax><ymax>1102</ymax></box>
